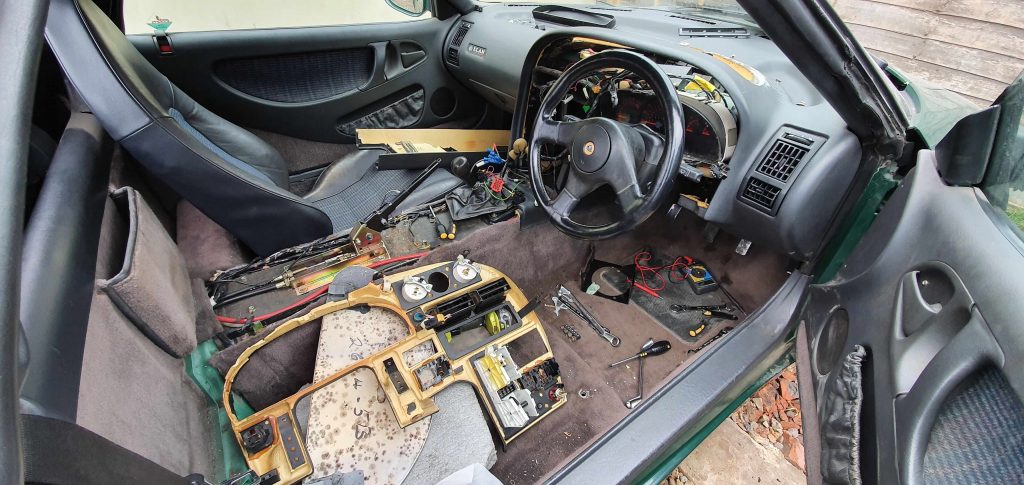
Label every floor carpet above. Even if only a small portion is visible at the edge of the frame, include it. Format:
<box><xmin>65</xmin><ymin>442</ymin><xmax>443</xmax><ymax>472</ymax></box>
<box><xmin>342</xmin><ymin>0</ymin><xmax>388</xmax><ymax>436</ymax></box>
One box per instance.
<box><xmin>418</xmin><ymin>211</ymin><xmax>791</xmax><ymax>483</ymax></box>
<box><xmin>206</xmin><ymin>207</ymin><xmax>791</xmax><ymax>482</ymax></box>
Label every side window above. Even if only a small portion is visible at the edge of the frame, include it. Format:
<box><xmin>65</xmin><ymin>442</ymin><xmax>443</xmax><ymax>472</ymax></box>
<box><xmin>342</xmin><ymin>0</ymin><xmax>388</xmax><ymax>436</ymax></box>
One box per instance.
<box><xmin>980</xmin><ymin>74</ymin><xmax>1024</xmax><ymax>235</ymax></box>
<box><xmin>123</xmin><ymin>0</ymin><xmax>432</xmax><ymax>35</ymax></box>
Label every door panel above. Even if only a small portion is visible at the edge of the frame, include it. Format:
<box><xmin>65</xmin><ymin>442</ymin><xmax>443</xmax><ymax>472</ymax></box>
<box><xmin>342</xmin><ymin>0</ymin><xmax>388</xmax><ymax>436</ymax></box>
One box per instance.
<box><xmin>129</xmin><ymin>18</ymin><xmax>485</xmax><ymax>143</ymax></box>
<box><xmin>801</xmin><ymin>149</ymin><xmax>1024</xmax><ymax>484</ymax></box>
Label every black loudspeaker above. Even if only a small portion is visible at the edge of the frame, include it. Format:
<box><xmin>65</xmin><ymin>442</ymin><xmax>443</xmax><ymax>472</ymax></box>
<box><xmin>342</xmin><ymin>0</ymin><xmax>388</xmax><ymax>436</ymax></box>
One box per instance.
<box><xmin>430</xmin><ymin>87</ymin><xmax>457</xmax><ymax>118</ymax></box>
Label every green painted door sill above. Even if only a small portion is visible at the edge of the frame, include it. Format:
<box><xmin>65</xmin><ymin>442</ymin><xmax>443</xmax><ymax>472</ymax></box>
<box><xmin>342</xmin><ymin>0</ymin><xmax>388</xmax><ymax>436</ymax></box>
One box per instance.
<box><xmin>186</xmin><ymin>339</ymin><xmax>256</xmax><ymax>483</ymax></box>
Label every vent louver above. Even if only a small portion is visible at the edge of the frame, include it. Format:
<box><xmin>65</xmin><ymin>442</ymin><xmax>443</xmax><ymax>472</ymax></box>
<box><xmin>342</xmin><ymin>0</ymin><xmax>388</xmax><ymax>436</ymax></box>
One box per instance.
<box><xmin>755</xmin><ymin>138</ymin><xmax>810</xmax><ymax>183</ymax></box>
<box><xmin>446</xmin><ymin>21</ymin><xmax>472</xmax><ymax>66</ymax></box>
<box><xmin>743</xmin><ymin>178</ymin><xmax>782</xmax><ymax>211</ymax></box>
<box><xmin>679</xmin><ymin>26</ymin><xmax>749</xmax><ymax>38</ymax></box>
<box><xmin>475</xmin><ymin>279</ymin><xmax>510</xmax><ymax>307</ymax></box>
<box><xmin>430</xmin><ymin>278</ymin><xmax>510</xmax><ymax>323</ymax></box>
<box><xmin>434</xmin><ymin>293</ymin><xmax>475</xmax><ymax>322</ymax></box>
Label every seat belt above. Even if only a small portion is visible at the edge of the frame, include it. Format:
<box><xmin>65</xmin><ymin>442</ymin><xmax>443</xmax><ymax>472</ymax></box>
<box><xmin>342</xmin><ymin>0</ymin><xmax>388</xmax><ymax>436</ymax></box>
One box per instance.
<box><xmin>21</xmin><ymin>414</ymin><xmax>184</xmax><ymax>485</ymax></box>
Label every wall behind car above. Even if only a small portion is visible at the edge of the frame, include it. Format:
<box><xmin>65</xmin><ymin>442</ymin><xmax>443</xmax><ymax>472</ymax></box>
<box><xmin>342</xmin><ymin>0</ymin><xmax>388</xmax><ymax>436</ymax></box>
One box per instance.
<box><xmin>831</xmin><ymin>0</ymin><xmax>1024</xmax><ymax>105</ymax></box>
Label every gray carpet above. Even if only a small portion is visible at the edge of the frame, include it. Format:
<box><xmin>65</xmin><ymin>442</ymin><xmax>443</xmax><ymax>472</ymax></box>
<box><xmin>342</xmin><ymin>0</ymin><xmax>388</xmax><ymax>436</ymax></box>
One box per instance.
<box><xmin>176</xmin><ymin>200</ymin><xmax>250</xmax><ymax>280</ymax></box>
<box><xmin>80</xmin><ymin>190</ymin><xmax>217</xmax><ymax>479</ymax></box>
<box><xmin>207</xmin><ymin>209</ymin><xmax>791</xmax><ymax>483</ymax></box>
<box><xmin>418</xmin><ymin>212</ymin><xmax>792</xmax><ymax>483</ymax></box>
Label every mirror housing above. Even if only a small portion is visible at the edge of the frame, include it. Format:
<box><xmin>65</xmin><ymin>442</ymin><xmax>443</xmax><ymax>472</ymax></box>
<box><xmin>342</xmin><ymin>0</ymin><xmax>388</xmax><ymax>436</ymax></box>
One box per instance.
<box><xmin>385</xmin><ymin>0</ymin><xmax>428</xmax><ymax>16</ymax></box>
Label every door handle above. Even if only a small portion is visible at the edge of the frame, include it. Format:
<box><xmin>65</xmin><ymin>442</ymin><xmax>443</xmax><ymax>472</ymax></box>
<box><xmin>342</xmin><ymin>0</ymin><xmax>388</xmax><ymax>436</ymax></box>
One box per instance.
<box><xmin>360</xmin><ymin>40</ymin><xmax>427</xmax><ymax>92</ymax></box>
<box><xmin>385</xmin><ymin>41</ymin><xmax>426</xmax><ymax>79</ymax></box>
<box><xmin>400</xmin><ymin>49</ymin><xmax>426</xmax><ymax>68</ymax></box>
<box><xmin>360</xmin><ymin>42</ymin><xmax>389</xmax><ymax>91</ymax></box>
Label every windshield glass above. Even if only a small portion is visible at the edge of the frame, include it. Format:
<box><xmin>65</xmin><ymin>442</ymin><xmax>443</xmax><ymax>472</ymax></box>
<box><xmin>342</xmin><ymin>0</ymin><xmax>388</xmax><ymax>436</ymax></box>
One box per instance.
<box><xmin>477</xmin><ymin>0</ymin><xmax>750</xmax><ymax>20</ymax></box>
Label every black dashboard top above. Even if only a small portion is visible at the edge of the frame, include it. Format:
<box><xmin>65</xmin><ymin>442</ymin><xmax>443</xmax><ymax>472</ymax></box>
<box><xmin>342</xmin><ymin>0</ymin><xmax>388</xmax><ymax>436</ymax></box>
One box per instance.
<box><xmin>444</xmin><ymin>4</ymin><xmax>861</xmax><ymax>261</ymax></box>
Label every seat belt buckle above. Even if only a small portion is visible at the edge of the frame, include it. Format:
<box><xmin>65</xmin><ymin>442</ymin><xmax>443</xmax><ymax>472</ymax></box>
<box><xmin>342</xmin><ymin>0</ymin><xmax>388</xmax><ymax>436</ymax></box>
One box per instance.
<box><xmin>153</xmin><ymin>31</ymin><xmax>174</xmax><ymax>56</ymax></box>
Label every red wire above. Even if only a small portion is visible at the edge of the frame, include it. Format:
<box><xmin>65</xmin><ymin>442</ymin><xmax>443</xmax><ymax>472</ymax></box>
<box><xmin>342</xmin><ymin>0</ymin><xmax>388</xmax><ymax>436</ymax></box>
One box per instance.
<box><xmin>633</xmin><ymin>251</ymin><xmax>694</xmax><ymax>293</ymax></box>
<box><xmin>216</xmin><ymin>251</ymin><xmax>429</xmax><ymax>324</ymax></box>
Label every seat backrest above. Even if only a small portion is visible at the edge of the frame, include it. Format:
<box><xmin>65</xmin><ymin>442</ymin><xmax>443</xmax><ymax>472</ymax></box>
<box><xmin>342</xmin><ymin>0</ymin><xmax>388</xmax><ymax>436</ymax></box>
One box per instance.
<box><xmin>20</xmin><ymin>111</ymin><xmax>218</xmax><ymax>479</ymax></box>
<box><xmin>44</xmin><ymin>0</ymin><xmax>333</xmax><ymax>255</ymax></box>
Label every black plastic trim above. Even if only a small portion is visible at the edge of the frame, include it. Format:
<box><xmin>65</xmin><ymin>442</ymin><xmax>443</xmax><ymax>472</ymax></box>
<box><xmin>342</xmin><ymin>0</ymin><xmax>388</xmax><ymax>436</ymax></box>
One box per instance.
<box><xmin>19</xmin><ymin>113</ymin><xmax>112</xmax><ymax>421</ymax></box>
<box><xmin>0</xmin><ymin>0</ymin><xmax>49</xmax><ymax>480</ymax></box>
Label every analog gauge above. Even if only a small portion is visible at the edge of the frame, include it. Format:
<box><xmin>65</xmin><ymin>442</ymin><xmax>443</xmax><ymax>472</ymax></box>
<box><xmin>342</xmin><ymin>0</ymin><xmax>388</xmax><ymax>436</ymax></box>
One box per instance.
<box><xmin>678</xmin><ymin>92</ymin><xmax>737</xmax><ymax>164</ymax></box>
<box><xmin>452</xmin><ymin>256</ymin><xmax>480</xmax><ymax>283</ymax></box>
<box><xmin>401</xmin><ymin>277</ymin><xmax>432</xmax><ymax>301</ymax></box>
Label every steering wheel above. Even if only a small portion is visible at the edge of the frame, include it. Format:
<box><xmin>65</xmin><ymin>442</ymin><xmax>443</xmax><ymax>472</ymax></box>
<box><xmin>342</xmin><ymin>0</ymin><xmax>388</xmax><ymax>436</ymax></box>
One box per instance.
<box><xmin>528</xmin><ymin>49</ymin><xmax>685</xmax><ymax>239</ymax></box>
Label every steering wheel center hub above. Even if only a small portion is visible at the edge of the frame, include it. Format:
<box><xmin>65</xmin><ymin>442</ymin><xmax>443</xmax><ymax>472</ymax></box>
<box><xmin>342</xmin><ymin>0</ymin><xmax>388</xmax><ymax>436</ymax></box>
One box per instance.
<box><xmin>571</xmin><ymin>123</ymin><xmax>612</xmax><ymax>173</ymax></box>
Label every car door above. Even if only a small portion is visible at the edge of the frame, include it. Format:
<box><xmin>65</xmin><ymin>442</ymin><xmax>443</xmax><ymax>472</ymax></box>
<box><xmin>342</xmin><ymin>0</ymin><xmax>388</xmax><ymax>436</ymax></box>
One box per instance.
<box><xmin>118</xmin><ymin>0</ymin><xmax>487</xmax><ymax>144</ymax></box>
<box><xmin>799</xmin><ymin>73</ymin><xmax>1024</xmax><ymax>484</ymax></box>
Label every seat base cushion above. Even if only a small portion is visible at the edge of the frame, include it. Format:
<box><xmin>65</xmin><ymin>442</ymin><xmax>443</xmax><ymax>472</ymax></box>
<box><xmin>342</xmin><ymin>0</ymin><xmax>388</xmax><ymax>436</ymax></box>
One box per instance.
<box><xmin>304</xmin><ymin>150</ymin><xmax>464</xmax><ymax>232</ymax></box>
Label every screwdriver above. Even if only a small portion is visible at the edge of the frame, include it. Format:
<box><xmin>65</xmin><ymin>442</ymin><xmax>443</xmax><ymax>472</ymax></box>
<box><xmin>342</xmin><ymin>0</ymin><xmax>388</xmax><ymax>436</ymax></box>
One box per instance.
<box><xmin>608</xmin><ymin>340</ymin><xmax>672</xmax><ymax>367</ymax></box>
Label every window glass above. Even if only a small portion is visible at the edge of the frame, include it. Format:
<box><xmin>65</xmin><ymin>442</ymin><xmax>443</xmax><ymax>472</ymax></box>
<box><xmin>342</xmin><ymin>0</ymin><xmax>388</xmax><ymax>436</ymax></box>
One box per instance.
<box><xmin>980</xmin><ymin>74</ymin><xmax>1024</xmax><ymax>235</ymax></box>
<box><xmin>123</xmin><ymin>0</ymin><xmax>431</xmax><ymax>35</ymax></box>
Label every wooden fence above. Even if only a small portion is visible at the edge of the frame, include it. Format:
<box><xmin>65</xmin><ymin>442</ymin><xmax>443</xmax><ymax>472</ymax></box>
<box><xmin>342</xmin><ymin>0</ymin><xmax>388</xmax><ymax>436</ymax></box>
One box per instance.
<box><xmin>832</xmin><ymin>0</ymin><xmax>1024</xmax><ymax>105</ymax></box>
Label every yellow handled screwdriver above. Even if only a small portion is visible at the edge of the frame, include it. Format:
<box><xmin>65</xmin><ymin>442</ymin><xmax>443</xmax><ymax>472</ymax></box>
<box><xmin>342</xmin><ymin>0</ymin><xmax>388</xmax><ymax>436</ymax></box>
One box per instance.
<box><xmin>608</xmin><ymin>340</ymin><xmax>672</xmax><ymax>367</ymax></box>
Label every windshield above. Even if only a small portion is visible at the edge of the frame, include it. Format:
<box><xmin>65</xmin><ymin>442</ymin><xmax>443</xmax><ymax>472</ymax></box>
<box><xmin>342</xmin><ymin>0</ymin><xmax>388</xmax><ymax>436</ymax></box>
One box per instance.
<box><xmin>476</xmin><ymin>0</ymin><xmax>750</xmax><ymax>19</ymax></box>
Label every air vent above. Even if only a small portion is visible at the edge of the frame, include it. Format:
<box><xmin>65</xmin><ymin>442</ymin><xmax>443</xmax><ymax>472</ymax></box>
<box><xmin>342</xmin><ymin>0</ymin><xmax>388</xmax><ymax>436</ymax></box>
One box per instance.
<box><xmin>446</xmin><ymin>21</ymin><xmax>472</xmax><ymax>66</ymax></box>
<box><xmin>756</xmin><ymin>138</ymin><xmax>810</xmax><ymax>183</ymax></box>
<box><xmin>435</xmin><ymin>293</ymin><xmax>476</xmax><ymax>322</ymax></box>
<box><xmin>475</xmin><ymin>279</ymin><xmax>511</xmax><ymax>308</ymax></box>
<box><xmin>679</xmin><ymin>27</ymin><xmax>749</xmax><ymax>38</ymax></box>
<box><xmin>743</xmin><ymin>178</ymin><xmax>782</xmax><ymax>211</ymax></box>
<box><xmin>430</xmin><ymin>278</ymin><xmax>510</xmax><ymax>323</ymax></box>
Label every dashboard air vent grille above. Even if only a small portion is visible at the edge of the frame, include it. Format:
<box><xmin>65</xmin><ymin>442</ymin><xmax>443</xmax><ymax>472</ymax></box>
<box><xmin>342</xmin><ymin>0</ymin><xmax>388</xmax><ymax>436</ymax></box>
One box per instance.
<box><xmin>475</xmin><ymin>278</ymin><xmax>510</xmax><ymax>307</ymax></box>
<box><xmin>679</xmin><ymin>27</ymin><xmax>749</xmax><ymax>38</ymax></box>
<box><xmin>743</xmin><ymin>178</ymin><xmax>782</xmax><ymax>211</ymax></box>
<box><xmin>430</xmin><ymin>278</ymin><xmax>510</xmax><ymax>323</ymax></box>
<box><xmin>756</xmin><ymin>138</ymin><xmax>809</xmax><ymax>182</ymax></box>
<box><xmin>434</xmin><ymin>293</ymin><xmax>475</xmax><ymax>322</ymax></box>
<box><xmin>447</xmin><ymin>21</ymin><xmax>472</xmax><ymax>66</ymax></box>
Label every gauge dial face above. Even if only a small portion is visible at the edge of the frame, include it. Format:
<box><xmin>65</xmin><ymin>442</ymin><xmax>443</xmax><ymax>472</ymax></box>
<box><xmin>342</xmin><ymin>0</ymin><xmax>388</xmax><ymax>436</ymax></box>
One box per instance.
<box><xmin>683</xmin><ymin>113</ymin><xmax>721</xmax><ymax>164</ymax></box>
<box><xmin>452</xmin><ymin>260</ymin><xmax>479</xmax><ymax>283</ymax></box>
<box><xmin>611</xmin><ymin>92</ymin><xmax>724</xmax><ymax>164</ymax></box>
<box><xmin>402</xmin><ymin>278</ymin><xmax>431</xmax><ymax>301</ymax></box>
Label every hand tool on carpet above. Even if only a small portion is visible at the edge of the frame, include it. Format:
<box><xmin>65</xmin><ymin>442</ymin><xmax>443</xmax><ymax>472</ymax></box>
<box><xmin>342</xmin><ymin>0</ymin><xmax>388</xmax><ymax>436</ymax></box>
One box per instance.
<box><xmin>614</xmin><ymin>339</ymin><xmax>670</xmax><ymax>409</ymax></box>
<box><xmin>608</xmin><ymin>340</ymin><xmax>671</xmax><ymax>368</ymax></box>
<box><xmin>553</xmin><ymin>285</ymin><xmax>621</xmax><ymax>347</ymax></box>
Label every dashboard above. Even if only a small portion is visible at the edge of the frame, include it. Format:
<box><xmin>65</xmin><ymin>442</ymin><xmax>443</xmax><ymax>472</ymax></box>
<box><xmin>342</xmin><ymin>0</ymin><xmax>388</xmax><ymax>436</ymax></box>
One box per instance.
<box><xmin>442</xmin><ymin>4</ymin><xmax>863</xmax><ymax>261</ymax></box>
<box><xmin>526</xmin><ymin>39</ymin><xmax>740</xmax><ymax>193</ymax></box>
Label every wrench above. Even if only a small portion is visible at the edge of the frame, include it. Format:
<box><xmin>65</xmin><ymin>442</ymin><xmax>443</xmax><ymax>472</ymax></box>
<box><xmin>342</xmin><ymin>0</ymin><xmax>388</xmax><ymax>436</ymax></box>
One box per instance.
<box><xmin>625</xmin><ymin>355</ymin><xmax>644</xmax><ymax>409</ymax></box>
<box><xmin>555</xmin><ymin>286</ymin><xmax>621</xmax><ymax>347</ymax></box>
<box><xmin>550</xmin><ymin>296</ymin><xmax>569</xmax><ymax>316</ymax></box>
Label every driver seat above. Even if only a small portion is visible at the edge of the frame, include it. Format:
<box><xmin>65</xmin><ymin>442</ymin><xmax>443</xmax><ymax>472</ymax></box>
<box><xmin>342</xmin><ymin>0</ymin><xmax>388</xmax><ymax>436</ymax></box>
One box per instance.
<box><xmin>45</xmin><ymin>0</ymin><xmax>463</xmax><ymax>256</ymax></box>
